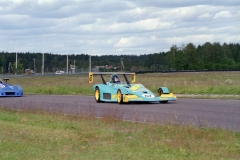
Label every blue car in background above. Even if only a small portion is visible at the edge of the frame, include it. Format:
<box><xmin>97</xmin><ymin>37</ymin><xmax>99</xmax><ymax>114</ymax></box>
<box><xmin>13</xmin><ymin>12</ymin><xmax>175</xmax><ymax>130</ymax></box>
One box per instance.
<box><xmin>0</xmin><ymin>78</ymin><xmax>23</xmax><ymax>97</ymax></box>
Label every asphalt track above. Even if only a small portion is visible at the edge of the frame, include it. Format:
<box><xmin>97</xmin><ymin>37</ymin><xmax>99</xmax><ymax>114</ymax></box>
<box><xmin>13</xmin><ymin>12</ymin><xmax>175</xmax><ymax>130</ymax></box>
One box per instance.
<box><xmin>0</xmin><ymin>95</ymin><xmax>239</xmax><ymax>131</ymax></box>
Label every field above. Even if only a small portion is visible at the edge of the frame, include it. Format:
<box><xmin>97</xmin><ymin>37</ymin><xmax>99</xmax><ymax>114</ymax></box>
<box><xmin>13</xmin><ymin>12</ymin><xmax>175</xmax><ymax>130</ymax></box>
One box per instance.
<box><xmin>0</xmin><ymin>108</ymin><xmax>240</xmax><ymax>160</ymax></box>
<box><xmin>5</xmin><ymin>71</ymin><xmax>240</xmax><ymax>98</ymax></box>
<box><xmin>0</xmin><ymin>71</ymin><xmax>240</xmax><ymax>159</ymax></box>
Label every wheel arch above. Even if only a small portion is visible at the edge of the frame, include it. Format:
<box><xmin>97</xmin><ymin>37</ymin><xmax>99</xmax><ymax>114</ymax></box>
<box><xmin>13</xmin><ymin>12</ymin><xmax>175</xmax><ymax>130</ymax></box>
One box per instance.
<box><xmin>93</xmin><ymin>84</ymin><xmax>111</xmax><ymax>100</ymax></box>
<box><xmin>93</xmin><ymin>84</ymin><xmax>106</xmax><ymax>91</ymax></box>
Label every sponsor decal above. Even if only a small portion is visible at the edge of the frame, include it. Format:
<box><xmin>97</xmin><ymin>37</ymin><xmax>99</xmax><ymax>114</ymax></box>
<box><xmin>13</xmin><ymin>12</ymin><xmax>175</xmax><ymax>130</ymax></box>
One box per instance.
<box><xmin>130</xmin><ymin>85</ymin><xmax>141</xmax><ymax>91</ymax></box>
<box><xmin>112</xmin><ymin>94</ymin><xmax>117</xmax><ymax>99</ymax></box>
<box><xmin>142</xmin><ymin>94</ymin><xmax>155</xmax><ymax>98</ymax></box>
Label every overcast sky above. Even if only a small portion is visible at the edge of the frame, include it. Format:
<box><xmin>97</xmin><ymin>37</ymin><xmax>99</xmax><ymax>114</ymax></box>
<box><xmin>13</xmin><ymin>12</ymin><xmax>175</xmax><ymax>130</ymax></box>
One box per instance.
<box><xmin>0</xmin><ymin>0</ymin><xmax>239</xmax><ymax>56</ymax></box>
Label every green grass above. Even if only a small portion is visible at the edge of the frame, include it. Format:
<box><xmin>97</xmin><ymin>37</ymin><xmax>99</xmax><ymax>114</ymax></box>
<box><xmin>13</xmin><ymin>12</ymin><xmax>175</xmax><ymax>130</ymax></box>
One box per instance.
<box><xmin>0</xmin><ymin>108</ymin><xmax>240</xmax><ymax>160</ymax></box>
<box><xmin>13</xmin><ymin>75</ymin><xmax>93</xmax><ymax>95</ymax></box>
<box><xmin>4</xmin><ymin>71</ymin><xmax>240</xmax><ymax>98</ymax></box>
<box><xmin>1</xmin><ymin>72</ymin><xmax>240</xmax><ymax>159</ymax></box>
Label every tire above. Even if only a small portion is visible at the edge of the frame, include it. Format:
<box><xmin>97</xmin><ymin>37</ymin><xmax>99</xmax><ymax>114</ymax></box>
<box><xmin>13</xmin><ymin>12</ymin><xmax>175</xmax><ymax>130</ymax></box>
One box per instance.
<box><xmin>117</xmin><ymin>90</ymin><xmax>123</xmax><ymax>104</ymax></box>
<box><xmin>158</xmin><ymin>88</ymin><xmax>163</xmax><ymax>96</ymax></box>
<box><xmin>160</xmin><ymin>100</ymin><xmax>168</xmax><ymax>103</ymax></box>
<box><xmin>95</xmin><ymin>87</ymin><xmax>101</xmax><ymax>103</ymax></box>
<box><xmin>158</xmin><ymin>88</ymin><xmax>168</xmax><ymax>103</ymax></box>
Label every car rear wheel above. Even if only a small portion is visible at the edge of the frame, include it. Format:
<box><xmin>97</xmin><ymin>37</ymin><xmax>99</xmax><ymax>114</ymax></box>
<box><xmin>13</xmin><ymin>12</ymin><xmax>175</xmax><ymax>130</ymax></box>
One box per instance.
<box><xmin>158</xmin><ymin>88</ymin><xmax>163</xmax><ymax>96</ymax></box>
<box><xmin>160</xmin><ymin>100</ymin><xmax>168</xmax><ymax>103</ymax></box>
<box><xmin>117</xmin><ymin>90</ymin><xmax>123</xmax><ymax>104</ymax></box>
<box><xmin>95</xmin><ymin>87</ymin><xmax>101</xmax><ymax>103</ymax></box>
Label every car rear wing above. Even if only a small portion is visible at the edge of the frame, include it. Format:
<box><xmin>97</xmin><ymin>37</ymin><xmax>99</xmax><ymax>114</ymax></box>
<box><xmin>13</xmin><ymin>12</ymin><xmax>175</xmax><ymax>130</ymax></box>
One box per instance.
<box><xmin>0</xmin><ymin>78</ymin><xmax>9</xmax><ymax>83</ymax></box>
<box><xmin>89</xmin><ymin>72</ymin><xmax>136</xmax><ymax>84</ymax></box>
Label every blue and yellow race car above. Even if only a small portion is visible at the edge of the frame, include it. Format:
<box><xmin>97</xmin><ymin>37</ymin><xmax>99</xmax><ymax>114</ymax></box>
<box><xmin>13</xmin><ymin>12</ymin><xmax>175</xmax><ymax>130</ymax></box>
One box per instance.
<box><xmin>0</xmin><ymin>78</ymin><xmax>23</xmax><ymax>97</ymax></box>
<box><xmin>89</xmin><ymin>72</ymin><xmax>176</xmax><ymax>104</ymax></box>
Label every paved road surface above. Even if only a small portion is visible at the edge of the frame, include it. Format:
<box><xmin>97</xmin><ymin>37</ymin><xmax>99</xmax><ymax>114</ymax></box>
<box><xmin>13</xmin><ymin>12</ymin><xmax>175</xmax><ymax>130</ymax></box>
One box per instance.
<box><xmin>0</xmin><ymin>95</ymin><xmax>239</xmax><ymax>131</ymax></box>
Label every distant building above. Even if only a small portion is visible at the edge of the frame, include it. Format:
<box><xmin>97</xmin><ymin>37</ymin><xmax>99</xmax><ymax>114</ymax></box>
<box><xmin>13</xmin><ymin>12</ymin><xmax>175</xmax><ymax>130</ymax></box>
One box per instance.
<box><xmin>92</xmin><ymin>68</ymin><xmax>99</xmax><ymax>72</ymax></box>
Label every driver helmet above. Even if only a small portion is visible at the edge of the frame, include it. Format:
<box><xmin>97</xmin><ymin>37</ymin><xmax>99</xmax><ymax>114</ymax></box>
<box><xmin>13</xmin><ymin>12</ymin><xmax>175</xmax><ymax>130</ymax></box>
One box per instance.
<box><xmin>111</xmin><ymin>74</ymin><xmax>120</xmax><ymax>83</ymax></box>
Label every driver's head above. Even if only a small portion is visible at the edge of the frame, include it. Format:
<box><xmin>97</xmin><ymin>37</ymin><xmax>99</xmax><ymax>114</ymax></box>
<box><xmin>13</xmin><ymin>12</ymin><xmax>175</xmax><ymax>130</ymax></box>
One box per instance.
<box><xmin>112</xmin><ymin>74</ymin><xmax>120</xmax><ymax>83</ymax></box>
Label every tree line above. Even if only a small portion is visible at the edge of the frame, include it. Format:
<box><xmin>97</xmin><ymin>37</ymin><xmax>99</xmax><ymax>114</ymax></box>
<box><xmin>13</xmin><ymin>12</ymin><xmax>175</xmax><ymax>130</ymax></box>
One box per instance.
<box><xmin>0</xmin><ymin>42</ymin><xmax>239</xmax><ymax>74</ymax></box>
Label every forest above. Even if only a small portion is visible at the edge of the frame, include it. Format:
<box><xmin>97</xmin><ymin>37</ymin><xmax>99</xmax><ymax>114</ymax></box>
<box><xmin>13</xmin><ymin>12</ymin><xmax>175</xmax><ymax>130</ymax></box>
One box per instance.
<box><xmin>0</xmin><ymin>42</ymin><xmax>239</xmax><ymax>74</ymax></box>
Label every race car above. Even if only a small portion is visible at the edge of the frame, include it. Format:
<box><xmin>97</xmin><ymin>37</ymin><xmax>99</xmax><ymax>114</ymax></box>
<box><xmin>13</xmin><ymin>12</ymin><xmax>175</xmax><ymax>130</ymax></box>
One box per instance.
<box><xmin>0</xmin><ymin>78</ymin><xmax>23</xmax><ymax>97</ymax></box>
<box><xmin>89</xmin><ymin>72</ymin><xmax>176</xmax><ymax>104</ymax></box>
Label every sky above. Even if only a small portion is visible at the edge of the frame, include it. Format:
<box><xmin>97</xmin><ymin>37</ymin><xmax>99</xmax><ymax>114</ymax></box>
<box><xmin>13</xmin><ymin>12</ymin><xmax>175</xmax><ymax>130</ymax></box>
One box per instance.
<box><xmin>0</xmin><ymin>0</ymin><xmax>239</xmax><ymax>56</ymax></box>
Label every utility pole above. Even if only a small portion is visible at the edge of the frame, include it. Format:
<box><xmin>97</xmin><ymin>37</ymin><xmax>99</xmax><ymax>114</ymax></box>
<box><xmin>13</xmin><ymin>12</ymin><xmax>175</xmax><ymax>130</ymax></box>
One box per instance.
<box><xmin>42</xmin><ymin>34</ymin><xmax>45</xmax><ymax>74</ymax></box>
<box><xmin>74</xmin><ymin>59</ymin><xmax>76</xmax><ymax>73</ymax></box>
<box><xmin>8</xmin><ymin>62</ymin><xmax>12</xmax><ymax>74</ymax></box>
<box><xmin>15</xmin><ymin>52</ymin><xmax>17</xmax><ymax>75</ymax></box>
<box><xmin>42</xmin><ymin>53</ymin><xmax>44</xmax><ymax>74</ymax></box>
<box><xmin>66</xmin><ymin>38</ymin><xmax>68</xmax><ymax>74</ymax></box>
<box><xmin>67</xmin><ymin>54</ymin><xmax>68</xmax><ymax>73</ymax></box>
<box><xmin>15</xmin><ymin>29</ymin><xmax>18</xmax><ymax>75</ymax></box>
<box><xmin>89</xmin><ymin>55</ymin><xmax>91</xmax><ymax>72</ymax></box>
<box><xmin>33</xmin><ymin>58</ymin><xmax>36</xmax><ymax>73</ymax></box>
<box><xmin>120</xmin><ymin>58</ymin><xmax>124</xmax><ymax>72</ymax></box>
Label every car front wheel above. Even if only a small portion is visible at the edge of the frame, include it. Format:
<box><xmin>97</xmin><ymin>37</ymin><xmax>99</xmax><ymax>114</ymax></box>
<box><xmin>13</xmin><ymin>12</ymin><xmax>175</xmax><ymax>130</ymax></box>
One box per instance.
<box><xmin>95</xmin><ymin>87</ymin><xmax>101</xmax><ymax>103</ymax></box>
<box><xmin>117</xmin><ymin>90</ymin><xmax>123</xmax><ymax>104</ymax></box>
<box><xmin>160</xmin><ymin>100</ymin><xmax>168</xmax><ymax>103</ymax></box>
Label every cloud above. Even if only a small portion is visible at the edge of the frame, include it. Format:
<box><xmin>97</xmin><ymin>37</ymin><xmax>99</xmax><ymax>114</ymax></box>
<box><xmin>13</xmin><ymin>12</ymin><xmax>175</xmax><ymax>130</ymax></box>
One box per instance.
<box><xmin>198</xmin><ymin>13</ymin><xmax>212</xmax><ymax>19</ymax></box>
<box><xmin>114</xmin><ymin>37</ymin><xmax>133</xmax><ymax>47</ymax></box>
<box><xmin>0</xmin><ymin>0</ymin><xmax>239</xmax><ymax>55</ymax></box>
<box><xmin>213</xmin><ymin>11</ymin><xmax>232</xmax><ymax>19</ymax></box>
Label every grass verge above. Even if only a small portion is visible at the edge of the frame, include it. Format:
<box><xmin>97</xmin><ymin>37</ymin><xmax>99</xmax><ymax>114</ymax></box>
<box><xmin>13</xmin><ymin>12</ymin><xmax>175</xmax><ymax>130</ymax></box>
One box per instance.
<box><xmin>0</xmin><ymin>108</ymin><xmax>240</xmax><ymax>160</ymax></box>
<box><xmin>3</xmin><ymin>71</ymin><xmax>240</xmax><ymax>99</ymax></box>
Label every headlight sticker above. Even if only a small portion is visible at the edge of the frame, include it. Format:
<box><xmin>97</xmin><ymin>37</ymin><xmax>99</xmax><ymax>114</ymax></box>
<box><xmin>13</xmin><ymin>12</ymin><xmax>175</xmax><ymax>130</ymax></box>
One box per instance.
<box><xmin>0</xmin><ymin>84</ymin><xmax>5</xmax><ymax>88</ymax></box>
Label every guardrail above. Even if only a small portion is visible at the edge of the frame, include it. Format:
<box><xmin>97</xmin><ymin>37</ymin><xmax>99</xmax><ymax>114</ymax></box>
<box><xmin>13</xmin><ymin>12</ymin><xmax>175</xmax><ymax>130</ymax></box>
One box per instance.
<box><xmin>0</xmin><ymin>72</ymin><xmax>89</xmax><ymax>78</ymax></box>
<box><xmin>0</xmin><ymin>70</ymin><xmax>239</xmax><ymax>78</ymax></box>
